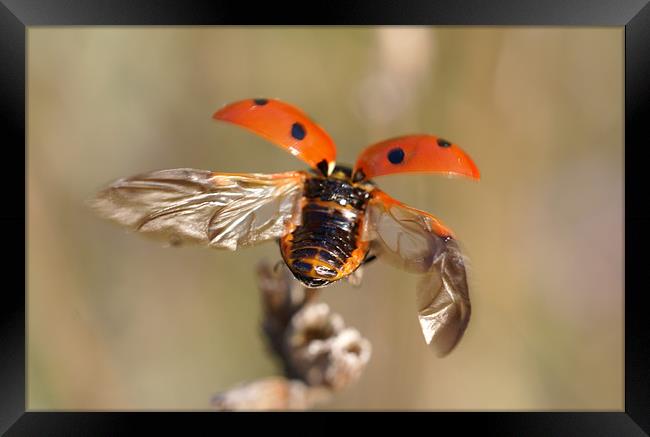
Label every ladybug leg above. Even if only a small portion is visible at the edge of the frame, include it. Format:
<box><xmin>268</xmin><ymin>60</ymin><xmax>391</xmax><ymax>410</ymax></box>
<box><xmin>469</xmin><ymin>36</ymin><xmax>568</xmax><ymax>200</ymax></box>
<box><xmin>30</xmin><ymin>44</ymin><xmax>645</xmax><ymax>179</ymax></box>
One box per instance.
<box><xmin>362</xmin><ymin>254</ymin><xmax>377</xmax><ymax>265</ymax></box>
<box><xmin>347</xmin><ymin>251</ymin><xmax>377</xmax><ymax>287</ymax></box>
<box><xmin>347</xmin><ymin>266</ymin><xmax>365</xmax><ymax>288</ymax></box>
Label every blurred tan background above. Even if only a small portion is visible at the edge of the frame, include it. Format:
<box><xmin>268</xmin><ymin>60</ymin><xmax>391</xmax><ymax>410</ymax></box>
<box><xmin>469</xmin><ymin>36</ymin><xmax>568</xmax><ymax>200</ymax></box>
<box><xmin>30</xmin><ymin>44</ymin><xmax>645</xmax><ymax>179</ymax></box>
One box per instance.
<box><xmin>27</xmin><ymin>27</ymin><xmax>623</xmax><ymax>410</ymax></box>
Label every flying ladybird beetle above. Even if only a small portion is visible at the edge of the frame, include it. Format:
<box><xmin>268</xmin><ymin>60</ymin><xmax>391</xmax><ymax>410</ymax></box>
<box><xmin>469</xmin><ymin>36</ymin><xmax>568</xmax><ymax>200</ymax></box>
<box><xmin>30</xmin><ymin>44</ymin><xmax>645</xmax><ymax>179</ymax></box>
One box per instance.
<box><xmin>92</xmin><ymin>98</ymin><xmax>480</xmax><ymax>356</ymax></box>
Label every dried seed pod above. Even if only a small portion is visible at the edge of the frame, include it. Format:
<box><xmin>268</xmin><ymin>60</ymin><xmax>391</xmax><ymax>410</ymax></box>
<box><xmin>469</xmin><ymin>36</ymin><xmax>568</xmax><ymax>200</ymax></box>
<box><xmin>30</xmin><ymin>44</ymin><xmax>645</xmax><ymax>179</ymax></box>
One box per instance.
<box><xmin>212</xmin><ymin>260</ymin><xmax>372</xmax><ymax>411</ymax></box>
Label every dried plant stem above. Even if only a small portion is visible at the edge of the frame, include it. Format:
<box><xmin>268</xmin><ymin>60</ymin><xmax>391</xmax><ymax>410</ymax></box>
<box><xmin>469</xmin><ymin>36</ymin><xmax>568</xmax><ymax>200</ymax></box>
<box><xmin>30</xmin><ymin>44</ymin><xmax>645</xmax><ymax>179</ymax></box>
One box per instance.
<box><xmin>211</xmin><ymin>261</ymin><xmax>372</xmax><ymax>411</ymax></box>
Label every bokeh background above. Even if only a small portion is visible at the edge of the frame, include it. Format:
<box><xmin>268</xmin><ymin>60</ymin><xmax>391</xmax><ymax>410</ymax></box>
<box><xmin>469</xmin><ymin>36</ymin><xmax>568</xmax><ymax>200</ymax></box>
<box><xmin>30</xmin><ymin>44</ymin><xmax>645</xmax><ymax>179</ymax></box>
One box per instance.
<box><xmin>27</xmin><ymin>27</ymin><xmax>623</xmax><ymax>410</ymax></box>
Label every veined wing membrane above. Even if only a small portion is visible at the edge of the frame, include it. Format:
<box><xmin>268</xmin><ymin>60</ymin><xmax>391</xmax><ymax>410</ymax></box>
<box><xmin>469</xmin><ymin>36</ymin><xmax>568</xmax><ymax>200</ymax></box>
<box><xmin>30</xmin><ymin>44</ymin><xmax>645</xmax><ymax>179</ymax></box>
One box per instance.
<box><xmin>91</xmin><ymin>169</ymin><xmax>306</xmax><ymax>250</ymax></box>
<box><xmin>364</xmin><ymin>189</ymin><xmax>471</xmax><ymax>357</ymax></box>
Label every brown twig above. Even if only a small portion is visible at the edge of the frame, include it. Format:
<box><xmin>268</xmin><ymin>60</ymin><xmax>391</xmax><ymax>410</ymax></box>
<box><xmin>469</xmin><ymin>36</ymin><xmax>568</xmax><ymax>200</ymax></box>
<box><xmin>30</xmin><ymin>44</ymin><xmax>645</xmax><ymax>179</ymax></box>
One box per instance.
<box><xmin>211</xmin><ymin>261</ymin><xmax>372</xmax><ymax>411</ymax></box>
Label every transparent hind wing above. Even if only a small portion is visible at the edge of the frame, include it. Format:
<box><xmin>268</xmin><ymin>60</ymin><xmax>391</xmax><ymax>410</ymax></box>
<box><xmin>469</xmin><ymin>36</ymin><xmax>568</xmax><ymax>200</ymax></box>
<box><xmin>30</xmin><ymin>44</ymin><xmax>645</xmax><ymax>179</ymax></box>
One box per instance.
<box><xmin>91</xmin><ymin>169</ymin><xmax>306</xmax><ymax>250</ymax></box>
<box><xmin>414</xmin><ymin>238</ymin><xmax>471</xmax><ymax>357</ymax></box>
<box><xmin>363</xmin><ymin>189</ymin><xmax>471</xmax><ymax>357</ymax></box>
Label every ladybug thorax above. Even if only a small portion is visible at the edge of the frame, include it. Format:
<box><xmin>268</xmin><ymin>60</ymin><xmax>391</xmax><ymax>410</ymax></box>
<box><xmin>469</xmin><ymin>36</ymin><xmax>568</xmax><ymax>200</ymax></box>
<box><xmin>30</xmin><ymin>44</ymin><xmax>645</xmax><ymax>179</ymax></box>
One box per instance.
<box><xmin>279</xmin><ymin>170</ymin><xmax>372</xmax><ymax>288</ymax></box>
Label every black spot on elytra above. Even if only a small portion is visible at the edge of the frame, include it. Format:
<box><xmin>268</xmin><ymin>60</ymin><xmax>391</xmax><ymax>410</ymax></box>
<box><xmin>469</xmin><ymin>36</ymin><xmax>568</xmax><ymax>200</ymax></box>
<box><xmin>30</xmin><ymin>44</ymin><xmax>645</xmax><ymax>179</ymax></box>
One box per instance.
<box><xmin>253</xmin><ymin>98</ymin><xmax>268</xmax><ymax>105</ymax></box>
<box><xmin>387</xmin><ymin>147</ymin><xmax>405</xmax><ymax>164</ymax></box>
<box><xmin>291</xmin><ymin>122</ymin><xmax>306</xmax><ymax>140</ymax></box>
<box><xmin>437</xmin><ymin>138</ymin><xmax>451</xmax><ymax>148</ymax></box>
<box><xmin>316</xmin><ymin>159</ymin><xmax>329</xmax><ymax>176</ymax></box>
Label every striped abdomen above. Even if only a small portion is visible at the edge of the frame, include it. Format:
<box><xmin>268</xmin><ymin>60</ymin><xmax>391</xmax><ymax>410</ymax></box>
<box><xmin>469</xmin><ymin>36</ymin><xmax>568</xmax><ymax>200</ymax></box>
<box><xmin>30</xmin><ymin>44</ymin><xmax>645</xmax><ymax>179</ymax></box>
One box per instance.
<box><xmin>280</xmin><ymin>177</ymin><xmax>370</xmax><ymax>288</ymax></box>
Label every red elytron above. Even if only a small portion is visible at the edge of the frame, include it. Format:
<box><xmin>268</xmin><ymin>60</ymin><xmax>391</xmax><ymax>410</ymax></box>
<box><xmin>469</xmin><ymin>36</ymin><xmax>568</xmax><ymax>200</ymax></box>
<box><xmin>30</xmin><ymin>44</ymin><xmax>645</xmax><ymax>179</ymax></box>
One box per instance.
<box><xmin>92</xmin><ymin>98</ymin><xmax>480</xmax><ymax>356</ymax></box>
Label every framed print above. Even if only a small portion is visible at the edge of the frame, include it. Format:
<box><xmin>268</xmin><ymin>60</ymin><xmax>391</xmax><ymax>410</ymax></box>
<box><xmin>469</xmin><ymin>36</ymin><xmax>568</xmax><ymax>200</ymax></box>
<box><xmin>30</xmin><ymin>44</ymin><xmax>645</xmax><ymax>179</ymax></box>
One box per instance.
<box><xmin>4</xmin><ymin>0</ymin><xmax>649</xmax><ymax>434</ymax></box>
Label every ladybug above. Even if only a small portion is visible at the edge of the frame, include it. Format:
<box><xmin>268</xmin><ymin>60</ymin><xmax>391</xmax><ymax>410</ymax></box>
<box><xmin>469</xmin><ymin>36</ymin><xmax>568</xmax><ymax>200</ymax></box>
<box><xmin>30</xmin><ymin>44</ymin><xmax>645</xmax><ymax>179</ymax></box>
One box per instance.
<box><xmin>92</xmin><ymin>98</ymin><xmax>480</xmax><ymax>356</ymax></box>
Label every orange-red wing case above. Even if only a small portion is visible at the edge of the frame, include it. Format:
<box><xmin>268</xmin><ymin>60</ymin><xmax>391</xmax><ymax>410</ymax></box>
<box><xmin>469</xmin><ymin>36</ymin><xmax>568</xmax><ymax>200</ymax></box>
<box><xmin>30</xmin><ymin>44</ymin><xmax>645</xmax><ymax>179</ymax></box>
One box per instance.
<box><xmin>354</xmin><ymin>134</ymin><xmax>480</xmax><ymax>181</ymax></box>
<box><xmin>214</xmin><ymin>98</ymin><xmax>337</xmax><ymax>174</ymax></box>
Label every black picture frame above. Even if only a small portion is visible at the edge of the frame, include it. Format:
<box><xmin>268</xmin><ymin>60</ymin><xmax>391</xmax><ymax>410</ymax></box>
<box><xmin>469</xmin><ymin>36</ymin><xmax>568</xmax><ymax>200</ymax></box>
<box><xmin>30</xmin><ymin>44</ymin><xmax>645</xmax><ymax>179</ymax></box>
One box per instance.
<box><xmin>4</xmin><ymin>0</ymin><xmax>649</xmax><ymax>434</ymax></box>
